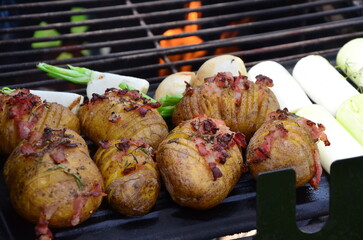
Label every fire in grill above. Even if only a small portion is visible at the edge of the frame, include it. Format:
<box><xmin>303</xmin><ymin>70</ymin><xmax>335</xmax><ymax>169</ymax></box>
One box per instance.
<box><xmin>0</xmin><ymin>0</ymin><xmax>363</xmax><ymax>239</ymax></box>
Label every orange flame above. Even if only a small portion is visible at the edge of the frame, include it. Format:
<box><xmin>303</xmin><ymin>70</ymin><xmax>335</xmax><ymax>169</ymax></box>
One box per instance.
<box><xmin>159</xmin><ymin>1</ymin><xmax>206</xmax><ymax>76</ymax></box>
<box><xmin>214</xmin><ymin>18</ymin><xmax>251</xmax><ymax>55</ymax></box>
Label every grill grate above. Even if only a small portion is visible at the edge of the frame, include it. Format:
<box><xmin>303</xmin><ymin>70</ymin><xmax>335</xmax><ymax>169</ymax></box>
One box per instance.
<box><xmin>1</xmin><ymin>0</ymin><xmax>363</xmax><ymax>93</ymax></box>
<box><xmin>0</xmin><ymin>0</ymin><xmax>363</xmax><ymax>239</ymax></box>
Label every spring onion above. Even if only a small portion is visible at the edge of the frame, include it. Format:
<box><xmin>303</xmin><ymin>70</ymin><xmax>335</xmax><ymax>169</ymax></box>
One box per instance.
<box><xmin>292</xmin><ymin>55</ymin><xmax>359</xmax><ymax>116</ymax></box>
<box><xmin>248</xmin><ymin>60</ymin><xmax>312</xmax><ymax>112</ymax></box>
<box><xmin>157</xmin><ymin>94</ymin><xmax>183</xmax><ymax>118</ymax></box>
<box><xmin>295</xmin><ymin>104</ymin><xmax>363</xmax><ymax>173</ymax></box>
<box><xmin>336</xmin><ymin>38</ymin><xmax>363</xmax><ymax>91</ymax></box>
<box><xmin>336</xmin><ymin>94</ymin><xmax>363</xmax><ymax>146</ymax></box>
<box><xmin>37</xmin><ymin>62</ymin><xmax>150</xmax><ymax>100</ymax></box>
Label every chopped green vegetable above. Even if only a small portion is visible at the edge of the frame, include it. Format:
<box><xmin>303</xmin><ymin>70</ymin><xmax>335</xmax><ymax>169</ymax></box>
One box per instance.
<box><xmin>1</xmin><ymin>87</ymin><xmax>15</xmax><ymax>94</ymax></box>
<box><xmin>336</xmin><ymin>94</ymin><xmax>363</xmax><ymax>146</ymax></box>
<box><xmin>157</xmin><ymin>94</ymin><xmax>183</xmax><ymax>118</ymax></box>
<box><xmin>37</xmin><ymin>62</ymin><xmax>92</xmax><ymax>84</ymax></box>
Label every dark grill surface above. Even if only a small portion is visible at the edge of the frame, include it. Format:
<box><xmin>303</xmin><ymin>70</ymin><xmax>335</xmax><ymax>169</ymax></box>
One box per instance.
<box><xmin>0</xmin><ymin>0</ymin><xmax>362</xmax><ymax>239</ymax></box>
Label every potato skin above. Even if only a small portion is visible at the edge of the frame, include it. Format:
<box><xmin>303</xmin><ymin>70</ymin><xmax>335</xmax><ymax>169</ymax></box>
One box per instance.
<box><xmin>0</xmin><ymin>89</ymin><xmax>80</xmax><ymax>155</ymax></box>
<box><xmin>172</xmin><ymin>73</ymin><xmax>279</xmax><ymax>140</ymax></box>
<box><xmin>246</xmin><ymin>109</ymin><xmax>328</xmax><ymax>189</ymax></box>
<box><xmin>94</xmin><ymin>138</ymin><xmax>160</xmax><ymax>216</ymax></box>
<box><xmin>3</xmin><ymin>128</ymin><xmax>104</xmax><ymax>228</ymax></box>
<box><xmin>78</xmin><ymin>88</ymin><xmax>168</xmax><ymax>149</ymax></box>
<box><xmin>157</xmin><ymin>115</ymin><xmax>246</xmax><ymax>210</ymax></box>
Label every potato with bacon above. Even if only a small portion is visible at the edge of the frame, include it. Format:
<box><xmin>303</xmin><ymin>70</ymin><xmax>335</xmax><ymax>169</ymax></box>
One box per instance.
<box><xmin>0</xmin><ymin>88</ymin><xmax>80</xmax><ymax>155</ymax></box>
<box><xmin>157</xmin><ymin>114</ymin><xmax>246</xmax><ymax>210</ymax></box>
<box><xmin>246</xmin><ymin>108</ymin><xmax>330</xmax><ymax>189</ymax></box>
<box><xmin>172</xmin><ymin>72</ymin><xmax>279</xmax><ymax>140</ymax></box>
<box><xmin>3</xmin><ymin>127</ymin><xmax>104</xmax><ymax>239</ymax></box>
<box><xmin>94</xmin><ymin>138</ymin><xmax>160</xmax><ymax>216</ymax></box>
<box><xmin>78</xmin><ymin>88</ymin><xmax>168</xmax><ymax>149</ymax></box>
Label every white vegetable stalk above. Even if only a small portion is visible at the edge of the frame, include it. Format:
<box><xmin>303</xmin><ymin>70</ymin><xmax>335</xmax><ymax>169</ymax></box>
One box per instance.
<box><xmin>37</xmin><ymin>63</ymin><xmax>150</xmax><ymax>100</ymax></box>
<box><xmin>295</xmin><ymin>104</ymin><xmax>363</xmax><ymax>174</ymax></box>
<box><xmin>86</xmin><ymin>71</ymin><xmax>149</xmax><ymax>100</ymax></box>
<box><xmin>336</xmin><ymin>38</ymin><xmax>363</xmax><ymax>89</ymax></box>
<box><xmin>248</xmin><ymin>60</ymin><xmax>312</xmax><ymax>112</ymax></box>
<box><xmin>292</xmin><ymin>55</ymin><xmax>359</xmax><ymax>116</ymax></box>
<box><xmin>30</xmin><ymin>90</ymin><xmax>84</xmax><ymax>114</ymax></box>
<box><xmin>336</xmin><ymin>94</ymin><xmax>363</xmax><ymax>146</ymax></box>
<box><xmin>191</xmin><ymin>54</ymin><xmax>247</xmax><ymax>86</ymax></box>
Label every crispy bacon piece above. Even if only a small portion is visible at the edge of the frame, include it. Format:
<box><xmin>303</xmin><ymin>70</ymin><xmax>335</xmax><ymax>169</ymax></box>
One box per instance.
<box><xmin>233</xmin><ymin>132</ymin><xmax>247</xmax><ymax>148</ymax></box>
<box><xmin>209</xmin><ymin>162</ymin><xmax>222</xmax><ymax>180</ymax></box>
<box><xmin>20</xmin><ymin>143</ymin><xmax>37</xmax><ymax>156</ymax></box>
<box><xmin>309</xmin><ymin>159</ymin><xmax>322</xmax><ymax>190</ymax></box>
<box><xmin>190</xmin><ymin>116</ymin><xmax>246</xmax><ymax>180</ymax></box>
<box><xmin>252</xmin><ymin>123</ymin><xmax>288</xmax><ymax>163</ymax></box>
<box><xmin>70</xmin><ymin>196</ymin><xmax>84</xmax><ymax>226</ymax></box>
<box><xmin>196</xmin><ymin>142</ymin><xmax>209</xmax><ymax>156</ymax></box>
<box><xmin>35</xmin><ymin>205</ymin><xmax>58</xmax><ymax>240</ymax></box>
<box><xmin>83</xmin><ymin>180</ymin><xmax>106</xmax><ymax>197</ymax></box>
<box><xmin>90</xmin><ymin>93</ymin><xmax>108</xmax><ymax>104</ymax></box>
<box><xmin>116</xmin><ymin>140</ymin><xmax>131</xmax><ymax>152</ymax></box>
<box><xmin>255</xmin><ymin>74</ymin><xmax>274</xmax><ymax>87</ymax></box>
<box><xmin>184</xmin><ymin>81</ymin><xmax>194</xmax><ymax>96</ymax></box>
<box><xmin>99</xmin><ymin>139</ymin><xmax>112</xmax><ymax>149</ymax></box>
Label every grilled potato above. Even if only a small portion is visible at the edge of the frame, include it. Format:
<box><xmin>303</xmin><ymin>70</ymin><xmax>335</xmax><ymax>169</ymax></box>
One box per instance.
<box><xmin>0</xmin><ymin>89</ymin><xmax>80</xmax><ymax>155</ymax></box>
<box><xmin>3</xmin><ymin>127</ymin><xmax>104</xmax><ymax>238</ymax></box>
<box><xmin>157</xmin><ymin>114</ymin><xmax>246</xmax><ymax>210</ymax></box>
<box><xmin>246</xmin><ymin>109</ymin><xmax>330</xmax><ymax>189</ymax></box>
<box><xmin>172</xmin><ymin>72</ymin><xmax>279</xmax><ymax>140</ymax></box>
<box><xmin>94</xmin><ymin>138</ymin><xmax>160</xmax><ymax>216</ymax></box>
<box><xmin>78</xmin><ymin>88</ymin><xmax>168</xmax><ymax>149</ymax></box>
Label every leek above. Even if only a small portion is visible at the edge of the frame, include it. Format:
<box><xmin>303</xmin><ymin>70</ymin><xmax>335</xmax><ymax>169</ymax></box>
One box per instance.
<box><xmin>248</xmin><ymin>60</ymin><xmax>312</xmax><ymax>112</ymax></box>
<box><xmin>295</xmin><ymin>104</ymin><xmax>363</xmax><ymax>173</ymax></box>
<box><xmin>336</xmin><ymin>94</ymin><xmax>363</xmax><ymax>146</ymax></box>
<box><xmin>292</xmin><ymin>55</ymin><xmax>359</xmax><ymax>116</ymax></box>
<box><xmin>336</xmin><ymin>38</ymin><xmax>363</xmax><ymax>91</ymax></box>
<box><xmin>37</xmin><ymin>62</ymin><xmax>150</xmax><ymax>100</ymax></box>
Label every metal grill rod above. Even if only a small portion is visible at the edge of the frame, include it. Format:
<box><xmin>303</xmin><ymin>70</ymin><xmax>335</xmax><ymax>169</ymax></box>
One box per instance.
<box><xmin>0</xmin><ymin>16</ymin><xmax>361</xmax><ymax>77</ymax></box>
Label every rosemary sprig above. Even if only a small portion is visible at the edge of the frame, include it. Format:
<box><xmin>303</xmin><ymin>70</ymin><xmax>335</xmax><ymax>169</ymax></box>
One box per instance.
<box><xmin>47</xmin><ymin>164</ymin><xmax>84</xmax><ymax>189</ymax></box>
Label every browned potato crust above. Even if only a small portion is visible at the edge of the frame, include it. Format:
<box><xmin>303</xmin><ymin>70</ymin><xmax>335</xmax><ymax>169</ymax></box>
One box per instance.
<box><xmin>157</xmin><ymin>114</ymin><xmax>246</xmax><ymax>210</ymax></box>
<box><xmin>172</xmin><ymin>72</ymin><xmax>279</xmax><ymax>140</ymax></box>
<box><xmin>0</xmin><ymin>89</ymin><xmax>80</xmax><ymax>155</ymax></box>
<box><xmin>3</xmin><ymin>128</ymin><xmax>104</xmax><ymax>230</ymax></box>
<box><xmin>78</xmin><ymin>88</ymin><xmax>168</xmax><ymax>149</ymax></box>
<box><xmin>246</xmin><ymin>109</ymin><xmax>329</xmax><ymax>189</ymax></box>
<box><xmin>94</xmin><ymin>138</ymin><xmax>160</xmax><ymax>216</ymax></box>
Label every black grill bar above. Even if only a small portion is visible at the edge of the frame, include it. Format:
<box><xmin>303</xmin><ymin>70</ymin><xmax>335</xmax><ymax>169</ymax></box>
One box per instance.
<box><xmin>1</xmin><ymin>16</ymin><xmax>362</xmax><ymax>76</ymax></box>
<box><xmin>1</xmin><ymin>2</ymin><xmax>359</xmax><ymax>54</ymax></box>
<box><xmin>0</xmin><ymin>1</ymin><xmax>359</xmax><ymax>71</ymax></box>
<box><xmin>0</xmin><ymin>0</ymin><xmax>361</xmax><ymax>92</ymax></box>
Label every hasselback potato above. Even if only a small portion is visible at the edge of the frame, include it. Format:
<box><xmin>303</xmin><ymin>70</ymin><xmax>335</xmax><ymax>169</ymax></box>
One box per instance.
<box><xmin>172</xmin><ymin>72</ymin><xmax>280</xmax><ymax>140</ymax></box>
<box><xmin>0</xmin><ymin>89</ymin><xmax>80</xmax><ymax>155</ymax></box>
<box><xmin>94</xmin><ymin>138</ymin><xmax>160</xmax><ymax>216</ymax></box>
<box><xmin>157</xmin><ymin>114</ymin><xmax>246</xmax><ymax>210</ymax></box>
<box><xmin>3</xmin><ymin>127</ymin><xmax>104</xmax><ymax>239</ymax></box>
<box><xmin>78</xmin><ymin>88</ymin><xmax>168</xmax><ymax>149</ymax></box>
<box><xmin>246</xmin><ymin>108</ymin><xmax>330</xmax><ymax>189</ymax></box>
